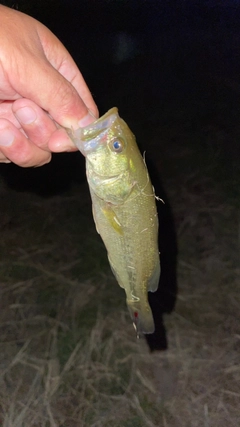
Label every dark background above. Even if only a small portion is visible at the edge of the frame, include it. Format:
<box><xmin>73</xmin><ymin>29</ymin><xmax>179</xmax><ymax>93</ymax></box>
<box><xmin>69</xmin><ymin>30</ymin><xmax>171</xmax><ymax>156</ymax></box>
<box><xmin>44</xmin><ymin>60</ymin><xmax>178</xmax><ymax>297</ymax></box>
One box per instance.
<box><xmin>0</xmin><ymin>0</ymin><xmax>239</xmax><ymax>350</ymax></box>
<box><xmin>1</xmin><ymin>0</ymin><xmax>239</xmax><ymax>194</ymax></box>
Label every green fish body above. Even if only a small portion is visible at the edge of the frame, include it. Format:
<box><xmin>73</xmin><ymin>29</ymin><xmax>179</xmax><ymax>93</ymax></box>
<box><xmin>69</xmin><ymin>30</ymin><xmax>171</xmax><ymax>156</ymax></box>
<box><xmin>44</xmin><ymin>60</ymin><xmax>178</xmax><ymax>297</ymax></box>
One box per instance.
<box><xmin>70</xmin><ymin>108</ymin><xmax>160</xmax><ymax>335</ymax></box>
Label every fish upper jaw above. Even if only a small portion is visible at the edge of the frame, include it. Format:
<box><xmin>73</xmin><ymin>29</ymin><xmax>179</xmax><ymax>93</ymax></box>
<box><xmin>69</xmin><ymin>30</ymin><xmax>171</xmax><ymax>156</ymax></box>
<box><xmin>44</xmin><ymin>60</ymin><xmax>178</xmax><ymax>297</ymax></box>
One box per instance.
<box><xmin>67</xmin><ymin>108</ymin><xmax>119</xmax><ymax>156</ymax></box>
<box><xmin>71</xmin><ymin>128</ymin><xmax>108</xmax><ymax>156</ymax></box>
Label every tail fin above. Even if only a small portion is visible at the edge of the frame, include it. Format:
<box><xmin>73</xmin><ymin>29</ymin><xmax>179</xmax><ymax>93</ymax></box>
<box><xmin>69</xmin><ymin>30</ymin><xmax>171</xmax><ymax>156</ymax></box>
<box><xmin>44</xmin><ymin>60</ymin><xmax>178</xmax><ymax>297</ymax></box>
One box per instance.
<box><xmin>127</xmin><ymin>300</ymin><xmax>155</xmax><ymax>336</ymax></box>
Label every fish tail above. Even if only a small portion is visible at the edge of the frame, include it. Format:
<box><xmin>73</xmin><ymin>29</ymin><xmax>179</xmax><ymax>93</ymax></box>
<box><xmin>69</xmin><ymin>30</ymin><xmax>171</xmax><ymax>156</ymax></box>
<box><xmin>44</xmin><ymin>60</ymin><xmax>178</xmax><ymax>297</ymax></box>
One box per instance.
<box><xmin>127</xmin><ymin>300</ymin><xmax>155</xmax><ymax>336</ymax></box>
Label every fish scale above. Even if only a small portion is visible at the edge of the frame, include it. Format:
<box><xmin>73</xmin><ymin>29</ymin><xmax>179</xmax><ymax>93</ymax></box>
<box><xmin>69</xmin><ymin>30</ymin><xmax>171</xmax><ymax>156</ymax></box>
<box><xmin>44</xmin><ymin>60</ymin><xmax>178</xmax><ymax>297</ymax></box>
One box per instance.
<box><xmin>69</xmin><ymin>107</ymin><xmax>160</xmax><ymax>335</ymax></box>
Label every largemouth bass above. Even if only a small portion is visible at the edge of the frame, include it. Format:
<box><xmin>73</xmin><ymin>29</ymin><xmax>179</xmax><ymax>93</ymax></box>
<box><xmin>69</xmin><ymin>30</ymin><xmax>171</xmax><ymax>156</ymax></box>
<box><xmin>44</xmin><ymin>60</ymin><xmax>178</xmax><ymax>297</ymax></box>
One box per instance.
<box><xmin>69</xmin><ymin>108</ymin><xmax>160</xmax><ymax>335</ymax></box>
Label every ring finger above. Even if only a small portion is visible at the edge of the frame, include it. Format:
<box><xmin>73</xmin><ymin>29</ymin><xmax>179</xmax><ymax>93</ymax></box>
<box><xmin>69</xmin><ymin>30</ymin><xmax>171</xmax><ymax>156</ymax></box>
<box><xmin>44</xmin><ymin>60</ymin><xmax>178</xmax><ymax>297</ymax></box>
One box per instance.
<box><xmin>0</xmin><ymin>118</ymin><xmax>51</xmax><ymax>167</ymax></box>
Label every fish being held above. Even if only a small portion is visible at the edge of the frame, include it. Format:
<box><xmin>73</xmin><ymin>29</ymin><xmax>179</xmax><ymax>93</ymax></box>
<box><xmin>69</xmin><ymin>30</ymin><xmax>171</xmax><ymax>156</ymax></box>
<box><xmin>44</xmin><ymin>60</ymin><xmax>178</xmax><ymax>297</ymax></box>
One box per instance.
<box><xmin>69</xmin><ymin>108</ymin><xmax>160</xmax><ymax>335</ymax></box>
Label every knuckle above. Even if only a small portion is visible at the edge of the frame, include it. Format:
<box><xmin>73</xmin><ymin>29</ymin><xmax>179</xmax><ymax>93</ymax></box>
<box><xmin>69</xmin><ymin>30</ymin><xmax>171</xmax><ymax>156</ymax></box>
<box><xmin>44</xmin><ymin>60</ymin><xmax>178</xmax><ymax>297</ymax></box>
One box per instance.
<box><xmin>53</xmin><ymin>80</ymin><xmax>75</xmax><ymax>111</ymax></box>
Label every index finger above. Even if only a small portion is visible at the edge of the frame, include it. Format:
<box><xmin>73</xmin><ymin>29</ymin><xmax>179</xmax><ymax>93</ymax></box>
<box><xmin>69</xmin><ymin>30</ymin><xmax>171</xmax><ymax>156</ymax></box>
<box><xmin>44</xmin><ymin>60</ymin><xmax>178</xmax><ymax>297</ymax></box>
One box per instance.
<box><xmin>35</xmin><ymin>23</ymin><xmax>99</xmax><ymax>127</ymax></box>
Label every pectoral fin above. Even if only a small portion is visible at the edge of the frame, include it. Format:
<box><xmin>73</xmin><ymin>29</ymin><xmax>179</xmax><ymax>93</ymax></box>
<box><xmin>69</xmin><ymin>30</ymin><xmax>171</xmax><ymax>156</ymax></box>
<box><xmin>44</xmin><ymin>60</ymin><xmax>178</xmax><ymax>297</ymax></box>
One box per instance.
<box><xmin>101</xmin><ymin>206</ymin><xmax>123</xmax><ymax>235</ymax></box>
<box><xmin>92</xmin><ymin>204</ymin><xmax>122</xmax><ymax>235</ymax></box>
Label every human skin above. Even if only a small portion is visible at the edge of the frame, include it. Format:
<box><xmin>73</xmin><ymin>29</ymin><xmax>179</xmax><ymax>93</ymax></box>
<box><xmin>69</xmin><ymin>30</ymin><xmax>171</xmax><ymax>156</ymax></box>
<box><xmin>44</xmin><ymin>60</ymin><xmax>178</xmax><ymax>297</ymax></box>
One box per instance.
<box><xmin>0</xmin><ymin>5</ymin><xmax>98</xmax><ymax>167</ymax></box>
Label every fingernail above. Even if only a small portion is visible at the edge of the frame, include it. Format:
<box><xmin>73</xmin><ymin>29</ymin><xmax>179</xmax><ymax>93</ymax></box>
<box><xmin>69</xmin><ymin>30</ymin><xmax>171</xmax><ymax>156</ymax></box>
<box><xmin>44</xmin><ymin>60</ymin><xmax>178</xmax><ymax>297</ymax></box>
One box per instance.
<box><xmin>0</xmin><ymin>129</ymin><xmax>14</xmax><ymax>146</ymax></box>
<box><xmin>15</xmin><ymin>106</ymin><xmax>37</xmax><ymax>125</ymax></box>
<box><xmin>78</xmin><ymin>110</ymin><xmax>97</xmax><ymax>128</ymax></box>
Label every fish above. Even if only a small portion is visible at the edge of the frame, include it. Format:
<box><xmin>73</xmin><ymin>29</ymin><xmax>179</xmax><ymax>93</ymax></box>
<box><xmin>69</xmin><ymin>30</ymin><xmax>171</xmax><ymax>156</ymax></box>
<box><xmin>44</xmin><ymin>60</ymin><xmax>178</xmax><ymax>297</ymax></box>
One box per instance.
<box><xmin>68</xmin><ymin>107</ymin><xmax>160</xmax><ymax>336</ymax></box>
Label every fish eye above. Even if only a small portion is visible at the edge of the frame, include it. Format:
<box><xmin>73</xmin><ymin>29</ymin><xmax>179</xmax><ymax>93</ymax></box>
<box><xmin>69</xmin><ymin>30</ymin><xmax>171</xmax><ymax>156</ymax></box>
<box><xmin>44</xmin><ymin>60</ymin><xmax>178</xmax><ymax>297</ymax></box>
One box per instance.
<box><xmin>109</xmin><ymin>138</ymin><xmax>125</xmax><ymax>153</ymax></box>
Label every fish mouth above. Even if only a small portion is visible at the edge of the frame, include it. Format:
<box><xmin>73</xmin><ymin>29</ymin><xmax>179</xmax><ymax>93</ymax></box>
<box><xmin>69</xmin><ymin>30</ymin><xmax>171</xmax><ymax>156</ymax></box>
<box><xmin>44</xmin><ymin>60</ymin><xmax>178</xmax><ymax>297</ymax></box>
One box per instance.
<box><xmin>70</xmin><ymin>108</ymin><xmax>119</xmax><ymax>156</ymax></box>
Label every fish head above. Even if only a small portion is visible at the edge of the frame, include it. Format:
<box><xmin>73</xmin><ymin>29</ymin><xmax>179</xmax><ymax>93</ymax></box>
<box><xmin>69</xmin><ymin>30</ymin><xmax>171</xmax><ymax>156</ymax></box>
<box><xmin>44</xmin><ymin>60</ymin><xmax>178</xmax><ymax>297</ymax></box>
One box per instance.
<box><xmin>71</xmin><ymin>108</ymin><xmax>140</xmax><ymax>203</ymax></box>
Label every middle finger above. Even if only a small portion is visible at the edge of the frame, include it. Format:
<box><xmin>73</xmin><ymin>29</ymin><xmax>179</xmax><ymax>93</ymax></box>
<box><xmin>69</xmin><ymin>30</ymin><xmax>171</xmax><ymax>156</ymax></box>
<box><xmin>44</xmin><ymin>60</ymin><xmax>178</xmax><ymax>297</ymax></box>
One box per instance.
<box><xmin>12</xmin><ymin>98</ymin><xmax>57</xmax><ymax>150</ymax></box>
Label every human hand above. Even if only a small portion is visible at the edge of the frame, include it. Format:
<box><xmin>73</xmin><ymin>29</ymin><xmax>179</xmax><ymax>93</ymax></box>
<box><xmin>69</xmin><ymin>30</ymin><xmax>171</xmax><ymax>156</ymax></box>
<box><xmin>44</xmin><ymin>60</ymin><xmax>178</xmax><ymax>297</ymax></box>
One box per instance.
<box><xmin>0</xmin><ymin>5</ymin><xmax>98</xmax><ymax>167</ymax></box>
